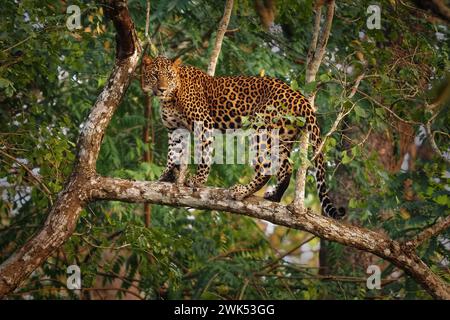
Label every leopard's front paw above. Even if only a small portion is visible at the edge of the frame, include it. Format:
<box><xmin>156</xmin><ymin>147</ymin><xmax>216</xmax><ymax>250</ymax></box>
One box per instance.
<box><xmin>159</xmin><ymin>169</ymin><xmax>176</xmax><ymax>183</ymax></box>
<box><xmin>229</xmin><ymin>184</ymin><xmax>248</xmax><ymax>201</ymax></box>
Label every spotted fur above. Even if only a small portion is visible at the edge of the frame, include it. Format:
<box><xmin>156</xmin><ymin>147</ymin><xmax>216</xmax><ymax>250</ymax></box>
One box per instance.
<box><xmin>141</xmin><ymin>55</ymin><xmax>344</xmax><ymax>219</ymax></box>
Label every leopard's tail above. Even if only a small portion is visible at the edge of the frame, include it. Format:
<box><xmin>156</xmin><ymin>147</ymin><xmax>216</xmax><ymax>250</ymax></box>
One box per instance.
<box><xmin>307</xmin><ymin>121</ymin><xmax>345</xmax><ymax>219</ymax></box>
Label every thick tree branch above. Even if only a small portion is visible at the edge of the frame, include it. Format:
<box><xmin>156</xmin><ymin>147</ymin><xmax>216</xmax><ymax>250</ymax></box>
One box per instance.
<box><xmin>207</xmin><ymin>0</ymin><xmax>234</xmax><ymax>76</ymax></box>
<box><xmin>306</xmin><ymin>4</ymin><xmax>321</xmax><ymax>66</ymax></box>
<box><xmin>89</xmin><ymin>176</ymin><xmax>450</xmax><ymax>299</ymax></box>
<box><xmin>0</xmin><ymin>0</ymin><xmax>448</xmax><ymax>301</ymax></box>
<box><xmin>293</xmin><ymin>135</ymin><xmax>308</xmax><ymax>211</ymax></box>
<box><xmin>0</xmin><ymin>0</ymin><xmax>141</xmax><ymax>297</ymax></box>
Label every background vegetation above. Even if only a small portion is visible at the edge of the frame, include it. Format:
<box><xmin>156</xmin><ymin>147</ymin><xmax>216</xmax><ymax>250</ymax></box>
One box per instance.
<box><xmin>0</xmin><ymin>0</ymin><xmax>449</xmax><ymax>299</ymax></box>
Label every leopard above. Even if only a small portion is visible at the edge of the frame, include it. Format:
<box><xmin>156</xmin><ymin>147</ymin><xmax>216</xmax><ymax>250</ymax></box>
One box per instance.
<box><xmin>141</xmin><ymin>55</ymin><xmax>345</xmax><ymax>219</ymax></box>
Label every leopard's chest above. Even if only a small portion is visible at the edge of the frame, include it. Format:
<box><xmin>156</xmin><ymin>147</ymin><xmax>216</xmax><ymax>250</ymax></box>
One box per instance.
<box><xmin>159</xmin><ymin>101</ymin><xmax>190</xmax><ymax>130</ymax></box>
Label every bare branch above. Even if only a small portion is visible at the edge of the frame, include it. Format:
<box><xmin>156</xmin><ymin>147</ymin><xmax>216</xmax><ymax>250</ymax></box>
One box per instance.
<box><xmin>305</xmin><ymin>0</ymin><xmax>335</xmax><ymax>84</ymax></box>
<box><xmin>90</xmin><ymin>176</ymin><xmax>450</xmax><ymax>299</ymax></box>
<box><xmin>259</xmin><ymin>236</ymin><xmax>316</xmax><ymax>273</ymax></box>
<box><xmin>315</xmin><ymin>1</ymin><xmax>334</xmax><ymax>59</ymax></box>
<box><xmin>295</xmin><ymin>0</ymin><xmax>336</xmax><ymax>213</ymax></box>
<box><xmin>348</xmin><ymin>72</ymin><xmax>365</xmax><ymax>99</ymax></box>
<box><xmin>0</xmin><ymin>0</ymin><xmax>141</xmax><ymax>297</ymax></box>
<box><xmin>405</xmin><ymin>215</ymin><xmax>450</xmax><ymax>249</ymax></box>
<box><xmin>425</xmin><ymin>121</ymin><xmax>450</xmax><ymax>164</ymax></box>
<box><xmin>306</xmin><ymin>5</ymin><xmax>322</xmax><ymax>67</ymax></box>
<box><xmin>145</xmin><ymin>0</ymin><xmax>150</xmax><ymax>38</ymax></box>
<box><xmin>207</xmin><ymin>0</ymin><xmax>234</xmax><ymax>76</ymax></box>
<box><xmin>293</xmin><ymin>134</ymin><xmax>309</xmax><ymax>211</ymax></box>
<box><xmin>0</xmin><ymin>0</ymin><xmax>448</xmax><ymax>301</ymax></box>
<box><xmin>0</xmin><ymin>149</ymin><xmax>53</xmax><ymax>205</ymax></box>
<box><xmin>310</xmin><ymin>69</ymin><xmax>366</xmax><ymax>161</ymax></box>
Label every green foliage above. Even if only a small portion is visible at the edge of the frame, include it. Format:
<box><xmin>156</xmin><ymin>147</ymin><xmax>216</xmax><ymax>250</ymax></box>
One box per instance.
<box><xmin>0</xmin><ymin>0</ymin><xmax>448</xmax><ymax>300</ymax></box>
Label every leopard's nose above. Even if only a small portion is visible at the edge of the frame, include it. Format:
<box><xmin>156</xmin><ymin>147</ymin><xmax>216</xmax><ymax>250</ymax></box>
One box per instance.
<box><xmin>157</xmin><ymin>86</ymin><xmax>167</xmax><ymax>94</ymax></box>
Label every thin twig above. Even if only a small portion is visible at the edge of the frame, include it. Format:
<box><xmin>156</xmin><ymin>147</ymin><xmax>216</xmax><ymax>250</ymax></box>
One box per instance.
<box><xmin>312</xmin><ymin>103</ymin><xmax>355</xmax><ymax>162</ymax></box>
<box><xmin>259</xmin><ymin>236</ymin><xmax>316</xmax><ymax>273</ymax></box>
<box><xmin>356</xmin><ymin>89</ymin><xmax>421</xmax><ymax>125</ymax></box>
<box><xmin>0</xmin><ymin>149</ymin><xmax>53</xmax><ymax>205</ymax></box>
<box><xmin>80</xmin><ymin>236</ymin><xmax>131</xmax><ymax>250</ymax></box>
<box><xmin>425</xmin><ymin>121</ymin><xmax>450</xmax><ymax>164</ymax></box>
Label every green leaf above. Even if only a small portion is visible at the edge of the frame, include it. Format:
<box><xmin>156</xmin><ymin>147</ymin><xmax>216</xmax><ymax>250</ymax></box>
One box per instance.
<box><xmin>351</xmin><ymin>146</ymin><xmax>360</xmax><ymax>157</ymax></box>
<box><xmin>349</xmin><ymin>198</ymin><xmax>358</xmax><ymax>208</ymax></box>
<box><xmin>303</xmin><ymin>81</ymin><xmax>317</xmax><ymax>94</ymax></box>
<box><xmin>434</xmin><ymin>195</ymin><xmax>449</xmax><ymax>206</ymax></box>
<box><xmin>290</xmin><ymin>79</ymin><xmax>299</xmax><ymax>91</ymax></box>
<box><xmin>0</xmin><ymin>77</ymin><xmax>12</xmax><ymax>88</ymax></box>
<box><xmin>319</xmin><ymin>73</ymin><xmax>331</xmax><ymax>82</ymax></box>
<box><xmin>295</xmin><ymin>116</ymin><xmax>306</xmax><ymax>127</ymax></box>
<box><xmin>341</xmin><ymin>150</ymin><xmax>352</xmax><ymax>164</ymax></box>
<box><xmin>354</xmin><ymin>104</ymin><xmax>369</xmax><ymax>118</ymax></box>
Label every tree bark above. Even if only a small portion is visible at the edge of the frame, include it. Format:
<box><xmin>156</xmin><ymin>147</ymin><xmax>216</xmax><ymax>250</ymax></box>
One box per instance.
<box><xmin>296</xmin><ymin>0</ymin><xmax>335</xmax><ymax>199</ymax></box>
<box><xmin>254</xmin><ymin>0</ymin><xmax>275</xmax><ymax>29</ymax></box>
<box><xmin>0</xmin><ymin>0</ymin><xmax>141</xmax><ymax>297</ymax></box>
<box><xmin>143</xmin><ymin>93</ymin><xmax>153</xmax><ymax>227</ymax></box>
<box><xmin>89</xmin><ymin>177</ymin><xmax>450</xmax><ymax>299</ymax></box>
<box><xmin>207</xmin><ymin>0</ymin><xmax>234</xmax><ymax>76</ymax></box>
<box><xmin>0</xmin><ymin>0</ymin><xmax>448</xmax><ymax>300</ymax></box>
<box><xmin>305</xmin><ymin>0</ymin><xmax>334</xmax><ymax>86</ymax></box>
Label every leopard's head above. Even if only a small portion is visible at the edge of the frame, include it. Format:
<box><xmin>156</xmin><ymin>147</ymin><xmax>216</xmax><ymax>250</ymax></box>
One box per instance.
<box><xmin>141</xmin><ymin>55</ymin><xmax>181</xmax><ymax>100</ymax></box>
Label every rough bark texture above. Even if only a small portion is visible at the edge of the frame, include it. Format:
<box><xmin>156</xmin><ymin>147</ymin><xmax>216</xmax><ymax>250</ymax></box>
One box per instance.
<box><xmin>0</xmin><ymin>0</ymin><xmax>448</xmax><ymax>300</ymax></box>
<box><xmin>254</xmin><ymin>0</ymin><xmax>275</xmax><ymax>29</ymax></box>
<box><xmin>206</xmin><ymin>0</ymin><xmax>234</xmax><ymax>76</ymax></box>
<box><xmin>301</xmin><ymin>0</ymin><xmax>336</xmax><ymax>275</ymax></box>
<box><xmin>0</xmin><ymin>0</ymin><xmax>141</xmax><ymax>297</ymax></box>
<box><xmin>89</xmin><ymin>177</ymin><xmax>450</xmax><ymax>299</ymax></box>
<box><xmin>293</xmin><ymin>134</ymin><xmax>308</xmax><ymax>211</ymax></box>
<box><xmin>305</xmin><ymin>0</ymin><xmax>335</xmax><ymax>85</ymax></box>
<box><xmin>142</xmin><ymin>94</ymin><xmax>153</xmax><ymax>227</ymax></box>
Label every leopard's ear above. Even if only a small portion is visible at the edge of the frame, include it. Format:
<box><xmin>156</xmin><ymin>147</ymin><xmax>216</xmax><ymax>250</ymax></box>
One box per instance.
<box><xmin>172</xmin><ymin>57</ymin><xmax>182</xmax><ymax>68</ymax></box>
<box><xmin>142</xmin><ymin>55</ymin><xmax>152</xmax><ymax>66</ymax></box>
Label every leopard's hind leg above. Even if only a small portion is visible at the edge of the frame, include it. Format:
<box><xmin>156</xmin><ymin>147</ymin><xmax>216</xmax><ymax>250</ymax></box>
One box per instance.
<box><xmin>230</xmin><ymin>128</ymin><xmax>274</xmax><ymax>200</ymax></box>
<box><xmin>264</xmin><ymin>142</ymin><xmax>293</xmax><ymax>202</ymax></box>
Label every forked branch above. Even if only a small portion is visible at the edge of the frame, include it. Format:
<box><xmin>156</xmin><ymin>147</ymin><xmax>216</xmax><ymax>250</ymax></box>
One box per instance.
<box><xmin>0</xmin><ymin>0</ymin><xmax>448</xmax><ymax>300</ymax></box>
<box><xmin>207</xmin><ymin>0</ymin><xmax>234</xmax><ymax>76</ymax></box>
